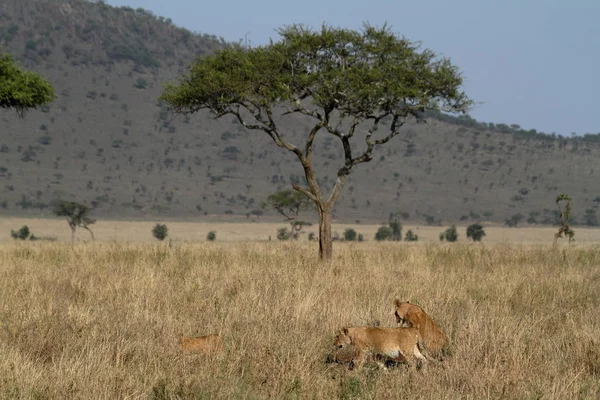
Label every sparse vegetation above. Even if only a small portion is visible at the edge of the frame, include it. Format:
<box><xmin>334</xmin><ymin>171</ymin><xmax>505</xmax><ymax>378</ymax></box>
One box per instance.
<box><xmin>374</xmin><ymin>226</ymin><xmax>393</xmax><ymax>241</ymax></box>
<box><xmin>343</xmin><ymin>228</ymin><xmax>357</xmax><ymax>241</ymax></box>
<box><xmin>10</xmin><ymin>225</ymin><xmax>31</xmax><ymax>240</ymax></box>
<box><xmin>53</xmin><ymin>201</ymin><xmax>96</xmax><ymax>242</ymax></box>
<box><xmin>207</xmin><ymin>231</ymin><xmax>216</xmax><ymax>241</ymax></box>
<box><xmin>404</xmin><ymin>229</ymin><xmax>419</xmax><ymax>241</ymax></box>
<box><xmin>152</xmin><ymin>223</ymin><xmax>168</xmax><ymax>241</ymax></box>
<box><xmin>440</xmin><ymin>225</ymin><xmax>458</xmax><ymax>242</ymax></box>
<box><xmin>554</xmin><ymin>194</ymin><xmax>575</xmax><ymax>243</ymax></box>
<box><xmin>466</xmin><ymin>223</ymin><xmax>486</xmax><ymax>241</ymax></box>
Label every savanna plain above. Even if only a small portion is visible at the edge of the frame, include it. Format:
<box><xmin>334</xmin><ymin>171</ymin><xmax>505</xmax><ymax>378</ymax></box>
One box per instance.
<box><xmin>1</xmin><ymin>222</ymin><xmax>599</xmax><ymax>399</ymax></box>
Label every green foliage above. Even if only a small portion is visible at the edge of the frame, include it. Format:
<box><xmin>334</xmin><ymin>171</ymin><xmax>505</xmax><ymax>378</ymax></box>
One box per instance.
<box><xmin>10</xmin><ymin>225</ymin><xmax>30</xmax><ymax>240</ymax></box>
<box><xmin>207</xmin><ymin>231</ymin><xmax>216</xmax><ymax>241</ymax></box>
<box><xmin>375</xmin><ymin>226</ymin><xmax>393</xmax><ymax>241</ymax></box>
<box><xmin>162</xmin><ymin>24</ymin><xmax>471</xmax><ymax>119</ymax></box>
<box><xmin>343</xmin><ymin>228</ymin><xmax>357</xmax><ymax>241</ymax></box>
<box><xmin>277</xmin><ymin>227</ymin><xmax>291</xmax><ymax>240</ymax></box>
<box><xmin>152</xmin><ymin>223</ymin><xmax>168</xmax><ymax>241</ymax></box>
<box><xmin>554</xmin><ymin>194</ymin><xmax>575</xmax><ymax>243</ymax></box>
<box><xmin>388</xmin><ymin>213</ymin><xmax>402</xmax><ymax>241</ymax></box>
<box><xmin>264</xmin><ymin>190</ymin><xmax>312</xmax><ymax>217</ymax></box>
<box><xmin>53</xmin><ymin>201</ymin><xmax>96</xmax><ymax>241</ymax></box>
<box><xmin>440</xmin><ymin>225</ymin><xmax>458</xmax><ymax>242</ymax></box>
<box><xmin>357</xmin><ymin>233</ymin><xmax>364</xmax><ymax>242</ymax></box>
<box><xmin>0</xmin><ymin>52</ymin><xmax>55</xmax><ymax>116</ymax></box>
<box><xmin>466</xmin><ymin>224</ymin><xmax>486</xmax><ymax>241</ymax></box>
<box><xmin>404</xmin><ymin>229</ymin><xmax>419</xmax><ymax>241</ymax></box>
<box><xmin>308</xmin><ymin>232</ymin><xmax>316</xmax><ymax>241</ymax></box>
<box><xmin>133</xmin><ymin>78</ymin><xmax>148</xmax><ymax>89</ymax></box>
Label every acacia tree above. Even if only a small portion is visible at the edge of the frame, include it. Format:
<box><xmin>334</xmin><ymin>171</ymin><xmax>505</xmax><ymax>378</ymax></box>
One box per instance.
<box><xmin>0</xmin><ymin>52</ymin><xmax>55</xmax><ymax>116</ymax></box>
<box><xmin>263</xmin><ymin>189</ymin><xmax>313</xmax><ymax>240</ymax></box>
<box><xmin>554</xmin><ymin>193</ymin><xmax>575</xmax><ymax>243</ymax></box>
<box><xmin>161</xmin><ymin>24</ymin><xmax>471</xmax><ymax>260</ymax></box>
<box><xmin>53</xmin><ymin>202</ymin><xmax>96</xmax><ymax>243</ymax></box>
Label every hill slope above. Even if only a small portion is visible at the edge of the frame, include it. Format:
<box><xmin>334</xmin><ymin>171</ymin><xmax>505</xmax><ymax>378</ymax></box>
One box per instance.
<box><xmin>1</xmin><ymin>0</ymin><xmax>599</xmax><ymax>227</ymax></box>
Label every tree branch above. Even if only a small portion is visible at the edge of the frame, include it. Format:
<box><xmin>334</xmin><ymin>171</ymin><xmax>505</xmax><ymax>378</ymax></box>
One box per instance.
<box><xmin>292</xmin><ymin>184</ymin><xmax>318</xmax><ymax>203</ymax></box>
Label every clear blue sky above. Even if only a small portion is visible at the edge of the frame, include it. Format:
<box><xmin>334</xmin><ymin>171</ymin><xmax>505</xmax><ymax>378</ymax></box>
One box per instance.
<box><xmin>107</xmin><ymin>0</ymin><xmax>599</xmax><ymax>136</ymax></box>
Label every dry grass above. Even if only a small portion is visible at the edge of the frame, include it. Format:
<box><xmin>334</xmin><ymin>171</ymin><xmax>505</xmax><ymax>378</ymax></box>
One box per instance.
<box><xmin>1</xmin><ymin>241</ymin><xmax>599</xmax><ymax>399</ymax></box>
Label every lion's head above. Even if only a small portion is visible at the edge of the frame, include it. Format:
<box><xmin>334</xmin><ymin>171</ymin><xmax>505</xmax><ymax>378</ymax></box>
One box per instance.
<box><xmin>394</xmin><ymin>300</ymin><xmax>415</xmax><ymax>327</ymax></box>
<box><xmin>333</xmin><ymin>328</ymin><xmax>352</xmax><ymax>348</ymax></box>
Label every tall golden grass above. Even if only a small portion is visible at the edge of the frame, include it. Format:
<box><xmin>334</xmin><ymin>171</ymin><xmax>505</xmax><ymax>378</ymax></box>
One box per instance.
<box><xmin>1</xmin><ymin>242</ymin><xmax>599</xmax><ymax>399</ymax></box>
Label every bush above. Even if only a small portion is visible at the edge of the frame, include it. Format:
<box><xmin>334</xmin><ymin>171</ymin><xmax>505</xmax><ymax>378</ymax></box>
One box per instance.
<box><xmin>358</xmin><ymin>233</ymin><xmax>364</xmax><ymax>242</ymax></box>
<box><xmin>375</xmin><ymin>226</ymin><xmax>393</xmax><ymax>241</ymax></box>
<box><xmin>10</xmin><ymin>225</ymin><xmax>31</xmax><ymax>240</ymax></box>
<box><xmin>277</xmin><ymin>227</ymin><xmax>291</xmax><ymax>240</ymax></box>
<box><xmin>343</xmin><ymin>228</ymin><xmax>357</xmax><ymax>241</ymax></box>
<box><xmin>133</xmin><ymin>78</ymin><xmax>148</xmax><ymax>89</ymax></box>
<box><xmin>404</xmin><ymin>229</ymin><xmax>419</xmax><ymax>241</ymax></box>
<box><xmin>466</xmin><ymin>224</ymin><xmax>486</xmax><ymax>241</ymax></box>
<box><xmin>152</xmin><ymin>224</ymin><xmax>168</xmax><ymax>241</ymax></box>
<box><xmin>207</xmin><ymin>231</ymin><xmax>216</xmax><ymax>241</ymax></box>
<box><xmin>308</xmin><ymin>232</ymin><xmax>316</xmax><ymax>241</ymax></box>
<box><xmin>440</xmin><ymin>225</ymin><xmax>458</xmax><ymax>242</ymax></box>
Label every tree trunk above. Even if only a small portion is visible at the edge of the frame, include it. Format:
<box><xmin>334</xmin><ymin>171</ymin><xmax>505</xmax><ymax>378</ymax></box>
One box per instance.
<box><xmin>70</xmin><ymin>226</ymin><xmax>76</xmax><ymax>244</ymax></box>
<box><xmin>318</xmin><ymin>207</ymin><xmax>333</xmax><ymax>261</ymax></box>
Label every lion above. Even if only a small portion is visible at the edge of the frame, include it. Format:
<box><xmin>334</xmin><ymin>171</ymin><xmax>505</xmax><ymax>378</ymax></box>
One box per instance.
<box><xmin>179</xmin><ymin>333</ymin><xmax>224</xmax><ymax>355</ymax></box>
<box><xmin>333</xmin><ymin>326</ymin><xmax>426</xmax><ymax>370</ymax></box>
<box><xmin>394</xmin><ymin>300</ymin><xmax>449</xmax><ymax>359</ymax></box>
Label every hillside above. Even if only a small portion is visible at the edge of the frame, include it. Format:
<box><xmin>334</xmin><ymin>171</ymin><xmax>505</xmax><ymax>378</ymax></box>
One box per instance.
<box><xmin>0</xmin><ymin>0</ymin><xmax>599</xmax><ymax>227</ymax></box>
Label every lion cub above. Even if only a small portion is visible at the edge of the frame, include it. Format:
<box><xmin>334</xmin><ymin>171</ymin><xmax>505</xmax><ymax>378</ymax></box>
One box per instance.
<box><xmin>333</xmin><ymin>326</ymin><xmax>427</xmax><ymax>370</ymax></box>
<box><xmin>179</xmin><ymin>333</ymin><xmax>224</xmax><ymax>355</ymax></box>
<box><xmin>394</xmin><ymin>300</ymin><xmax>449</xmax><ymax>359</ymax></box>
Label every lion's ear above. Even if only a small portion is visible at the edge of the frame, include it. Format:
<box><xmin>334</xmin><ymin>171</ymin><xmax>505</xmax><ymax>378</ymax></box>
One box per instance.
<box><xmin>342</xmin><ymin>327</ymin><xmax>349</xmax><ymax>335</ymax></box>
<box><xmin>407</xmin><ymin>300</ymin><xmax>410</xmax><ymax>304</ymax></box>
<box><xmin>394</xmin><ymin>299</ymin><xmax>401</xmax><ymax>307</ymax></box>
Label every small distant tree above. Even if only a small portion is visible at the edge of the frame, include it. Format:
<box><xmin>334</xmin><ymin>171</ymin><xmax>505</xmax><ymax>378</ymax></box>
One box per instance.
<box><xmin>0</xmin><ymin>52</ymin><xmax>55</xmax><ymax>117</ymax></box>
<box><xmin>343</xmin><ymin>228</ymin><xmax>357</xmax><ymax>241</ymax></box>
<box><xmin>207</xmin><ymin>231</ymin><xmax>216</xmax><ymax>241</ymax></box>
<box><xmin>404</xmin><ymin>229</ymin><xmax>419</xmax><ymax>241</ymax></box>
<box><xmin>152</xmin><ymin>224</ymin><xmax>168</xmax><ymax>241</ymax></box>
<box><xmin>277</xmin><ymin>227</ymin><xmax>291</xmax><ymax>240</ymax></box>
<box><xmin>440</xmin><ymin>225</ymin><xmax>458</xmax><ymax>242</ymax></box>
<box><xmin>554</xmin><ymin>194</ymin><xmax>575</xmax><ymax>243</ymax></box>
<box><xmin>53</xmin><ymin>201</ymin><xmax>95</xmax><ymax>243</ymax></box>
<box><xmin>263</xmin><ymin>189</ymin><xmax>313</xmax><ymax>240</ymax></box>
<box><xmin>466</xmin><ymin>224</ymin><xmax>485</xmax><ymax>241</ymax></box>
<box><xmin>10</xmin><ymin>225</ymin><xmax>30</xmax><ymax>240</ymax></box>
<box><xmin>388</xmin><ymin>213</ymin><xmax>402</xmax><ymax>241</ymax></box>
<box><xmin>250</xmin><ymin>209</ymin><xmax>264</xmax><ymax>219</ymax></box>
<box><xmin>375</xmin><ymin>226</ymin><xmax>393</xmax><ymax>241</ymax></box>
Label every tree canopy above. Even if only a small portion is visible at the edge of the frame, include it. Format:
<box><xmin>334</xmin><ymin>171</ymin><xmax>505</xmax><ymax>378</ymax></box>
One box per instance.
<box><xmin>0</xmin><ymin>52</ymin><xmax>55</xmax><ymax>116</ymax></box>
<box><xmin>161</xmin><ymin>23</ymin><xmax>472</xmax><ymax>260</ymax></box>
<box><xmin>53</xmin><ymin>201</ymin><xmax>96</xmax><ymax>242</ymax></box>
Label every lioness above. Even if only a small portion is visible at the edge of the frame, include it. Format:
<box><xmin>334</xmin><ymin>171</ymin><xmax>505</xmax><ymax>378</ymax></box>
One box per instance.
<box><xmin>394</xmin><ymin>300</ymin><xmax>449</xmax><ymax>359</ymax></box>
<box><xmin>333</xmin><ymin>326</ymin><xmax>426</xmax><ymax>370</ymax></box>
<box><xmin>179</xmin><ymin>333</ymin><xmax>224</xmax><ymax>355</ymax></box>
